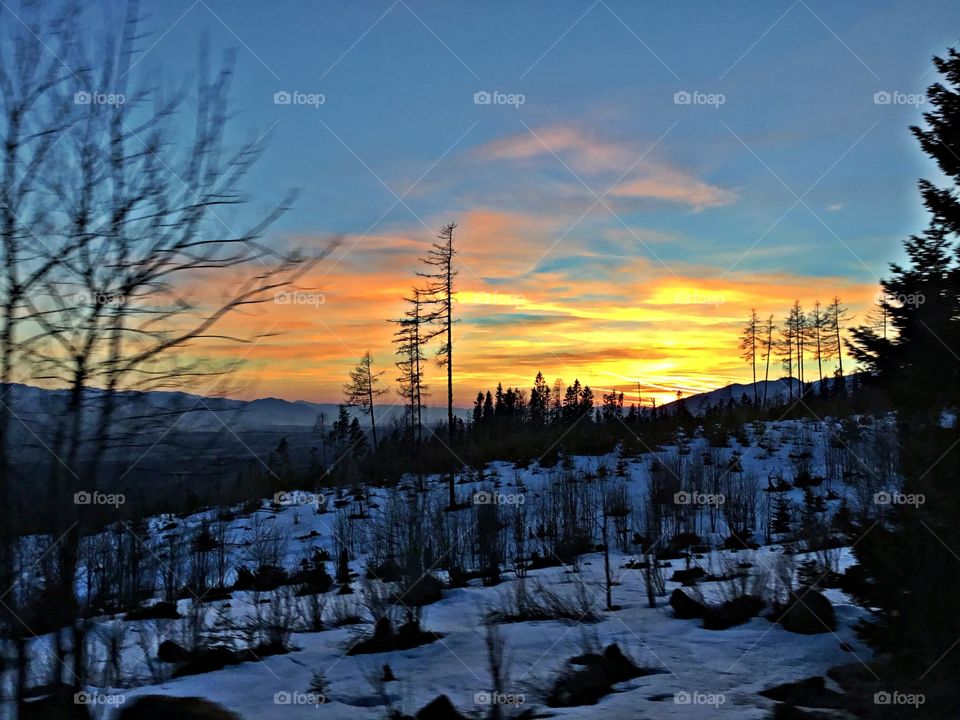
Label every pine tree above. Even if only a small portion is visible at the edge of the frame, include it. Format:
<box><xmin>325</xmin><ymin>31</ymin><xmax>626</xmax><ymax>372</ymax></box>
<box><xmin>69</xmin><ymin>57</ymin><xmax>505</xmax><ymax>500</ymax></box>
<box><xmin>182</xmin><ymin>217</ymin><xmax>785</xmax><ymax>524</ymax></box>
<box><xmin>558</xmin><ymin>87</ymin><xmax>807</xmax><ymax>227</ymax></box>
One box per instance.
<box><xmin>843</xmin><ymin>46</ymin><xmax>960</xmax><ymax>705</ymax></box>
<box><xmin>343</xmin><ymin>351</ymin><xmax>387</xmax><ymax>451</ymax></box>
<box><xmin>761</xmin><ymin>314</ymin><xmax>776</xmax><ymax>408</ymax></box>
<box><xmin>824</xmin><ymin>296</ymin><xmax>851</xmax><ymax>382</ymax></box>
<box><xmin>417</xmin><ymin>223</ymin><xmax>458</xmax><ymax>440</ymax></box>
<box><xmin>779</xmin><ymin>306</ymin><xmax>797</xmax><ymax>401</ymax></box>
<box><xmin>391</xmin><ymin>289</ymin><xmax>430</xmax><ymax>444</ymax></box>
<box><xmin>809</xmin><ymin>300</ymin><xmax>827</xmax><ymax>385</ymax></box>
<box><xmin>529</xmin><ymin>371</ymin><xmax>550</xmax><ymax>427</ymax></box>
<box><xmin>740</xmin><ymin>309</ymin><xmax>760</xmax><ymax>405</ymax></box>
<box><xmin>770</xmin><ymin>494</ymin><xmax>792</xmax><ymax>537</ymax></box>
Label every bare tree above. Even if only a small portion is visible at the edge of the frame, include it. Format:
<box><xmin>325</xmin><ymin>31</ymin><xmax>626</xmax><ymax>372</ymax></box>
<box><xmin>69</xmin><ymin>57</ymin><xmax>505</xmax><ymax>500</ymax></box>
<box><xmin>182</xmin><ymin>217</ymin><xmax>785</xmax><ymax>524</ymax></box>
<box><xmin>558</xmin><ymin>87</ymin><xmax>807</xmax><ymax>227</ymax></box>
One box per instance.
<box><xmin>761</xmin><ymin>314</ymin><xmax>776</xmax><ymax>409</ymax></box>
<box><xmin>391</xmin><ymin>288</ymin><xmax>429</xmax><ymax>445</ymax></box>
<box><xmin>343</xmin><ymin>350</ymin><xmax>387</xmax><ymax>451</ymax></box>
<box><xmin>417</xmin><ymin>222</ymin><xmax>458</xmax><ymax>507</ymax></box>
<box><xmin>825</xmin><ymin>296</ymin><xmax>852</xmax><ymax>380</ymax></box>
<box><xmin>740</xmin><ymin>309</ymin><xmax>760</xmax><ymax>406</ymax></box>
<box><xmin>810</xmin><ymin>300</ymin><xmax>827</xmax><ymax>384</ymax></box>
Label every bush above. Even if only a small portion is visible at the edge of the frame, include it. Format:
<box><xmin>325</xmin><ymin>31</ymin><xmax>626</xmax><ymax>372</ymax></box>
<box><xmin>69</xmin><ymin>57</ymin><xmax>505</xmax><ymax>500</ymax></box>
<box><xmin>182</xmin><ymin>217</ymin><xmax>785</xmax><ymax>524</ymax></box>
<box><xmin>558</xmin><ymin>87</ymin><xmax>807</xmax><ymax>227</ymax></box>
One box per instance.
<box><xmin>546</xmin><ymin>644</ymin><xmax>663</xmax><ymax>707</ymax></box>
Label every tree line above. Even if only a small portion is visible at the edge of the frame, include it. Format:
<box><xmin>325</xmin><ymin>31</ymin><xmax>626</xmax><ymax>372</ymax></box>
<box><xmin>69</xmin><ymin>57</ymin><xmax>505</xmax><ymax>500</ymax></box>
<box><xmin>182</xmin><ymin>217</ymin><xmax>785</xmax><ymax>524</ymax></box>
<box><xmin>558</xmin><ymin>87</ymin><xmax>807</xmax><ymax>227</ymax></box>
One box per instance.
<box><xmin>739</xmin><ymin>297</ymin><xmax>852</xmax><ymax>406</ymax></box>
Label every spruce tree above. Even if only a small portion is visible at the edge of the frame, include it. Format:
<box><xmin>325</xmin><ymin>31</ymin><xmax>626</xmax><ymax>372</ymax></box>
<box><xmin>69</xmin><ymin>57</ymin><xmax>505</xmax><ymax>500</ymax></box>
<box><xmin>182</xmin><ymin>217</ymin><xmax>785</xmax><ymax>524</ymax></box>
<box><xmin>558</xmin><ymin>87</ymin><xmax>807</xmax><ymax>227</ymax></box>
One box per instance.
<box><xmin>844</xmin><ymin>46</ymin><xmax>960</xmax><ymax>707</ymax></box>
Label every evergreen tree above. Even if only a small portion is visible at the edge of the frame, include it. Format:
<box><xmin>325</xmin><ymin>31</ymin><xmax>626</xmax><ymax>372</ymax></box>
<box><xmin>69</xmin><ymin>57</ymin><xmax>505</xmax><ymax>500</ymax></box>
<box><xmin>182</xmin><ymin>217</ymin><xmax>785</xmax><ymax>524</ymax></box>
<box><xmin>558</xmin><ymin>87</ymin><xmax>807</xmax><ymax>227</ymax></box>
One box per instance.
<box><xmin>740</xmin><ymin>309</ymin><xmax>760</xmax><ymax>405</ymax></box>
<box><xmin>844</xmin><ymin>46</ymin><xmax>960</xmax><ymax>707</ymax></box>
<box><xmin>343</xmin><ymin>351</ymin><xmax>387</xmax><ymax>450</ymax></box>
<box><xmin>761</xmin><ymin>314</ymin><xmax>776</xmax><ymax>408</ymax></box>
<box><xmin>529</xmin><ymin>371</ymin><xmax>550</xmax><ymax>427</ymax></box>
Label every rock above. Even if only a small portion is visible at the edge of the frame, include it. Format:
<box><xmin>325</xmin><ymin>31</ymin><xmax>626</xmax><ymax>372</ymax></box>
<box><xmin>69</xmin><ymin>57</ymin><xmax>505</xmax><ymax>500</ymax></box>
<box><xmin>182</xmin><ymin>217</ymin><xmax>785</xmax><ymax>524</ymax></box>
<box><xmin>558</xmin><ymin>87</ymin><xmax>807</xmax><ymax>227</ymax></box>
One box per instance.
<box><xmin>117</xmin><ymin>695</ymin><xmax>241</xmax><ymax>719</ymax></box>
<box><xmin>670</xmin><ymin>567</ymin><xmax>706</xmax><ymax>585</ymax></box>
<box><xmin>669</xmin><ymin>588</ymin><xmax>706</xmax><ymax>619</ymax></box>
<box><xmin>402</xmin><ymin>573</ymin><xmax>444</xmax><ymax>607</ymax></box>
<box><xmin>124</xmin><ymin>601</ymin><xmax>181</xmax><ymax>621</ymax></box>
<box><xmin>703</xmin><ymin>595</ymin><xmax>765</xmax><ymax>630</ymax></box>
<box><xmin>416</xmin><ymin>694</ymin><xmax>468</xmax><ymax>720</ymax></box>
<box><xmin>157</xmin><ymin>639</ymin><xmax>189</xmax><ymax>663</ymax></box>
<box><xmin>776</xmin><ymin>587</ymin><xmax>835</xmax><ymax>634</ymax></box>
<box><xmin>20</xmin><ymin>684</ymin><xmax>91</xmax><ymax>720</ymax></box>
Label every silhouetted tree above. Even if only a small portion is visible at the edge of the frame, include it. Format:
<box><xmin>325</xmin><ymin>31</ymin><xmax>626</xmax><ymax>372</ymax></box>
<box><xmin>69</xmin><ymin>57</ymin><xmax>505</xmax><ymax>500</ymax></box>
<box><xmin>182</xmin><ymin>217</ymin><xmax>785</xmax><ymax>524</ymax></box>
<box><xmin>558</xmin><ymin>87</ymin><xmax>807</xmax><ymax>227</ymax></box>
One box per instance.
<box><xmin>344</xmin><ymin>351</ymin><xmax>387</xmax><ymax>450</ymax></box>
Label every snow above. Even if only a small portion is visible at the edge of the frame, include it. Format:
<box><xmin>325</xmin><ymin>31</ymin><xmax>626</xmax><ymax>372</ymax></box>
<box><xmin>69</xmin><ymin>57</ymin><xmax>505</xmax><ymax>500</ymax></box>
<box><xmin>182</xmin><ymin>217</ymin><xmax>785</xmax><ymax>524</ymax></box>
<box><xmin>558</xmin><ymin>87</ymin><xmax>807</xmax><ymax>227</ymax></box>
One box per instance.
<box><xmin>6</xmin><ymin>417</ymin><xmax>883</xmax><ymax>719</ymax></box>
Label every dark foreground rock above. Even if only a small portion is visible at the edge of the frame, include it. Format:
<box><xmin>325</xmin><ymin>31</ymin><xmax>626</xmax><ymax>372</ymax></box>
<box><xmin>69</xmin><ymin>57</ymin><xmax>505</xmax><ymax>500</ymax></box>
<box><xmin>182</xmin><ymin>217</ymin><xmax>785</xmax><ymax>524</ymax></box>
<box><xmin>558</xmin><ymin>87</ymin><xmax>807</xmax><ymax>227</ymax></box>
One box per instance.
<box><xmin>117</xmin><ymin>695</ymin><xmax>241</xmax><ymax>719</ymax></box>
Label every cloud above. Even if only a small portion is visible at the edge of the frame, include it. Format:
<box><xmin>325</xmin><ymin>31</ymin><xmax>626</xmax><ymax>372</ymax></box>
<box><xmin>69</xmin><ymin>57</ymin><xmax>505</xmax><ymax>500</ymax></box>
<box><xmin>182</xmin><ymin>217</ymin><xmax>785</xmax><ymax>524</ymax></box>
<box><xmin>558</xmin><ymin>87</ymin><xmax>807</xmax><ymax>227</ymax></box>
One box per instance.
<box><xmin>473</xmin><ymin>125</ymin><xmax>736</xmax><ymax>210</ymax></box>
<box><xmin>609</xmin><ymin>167</ymin><xmax>737</xmax><ymax>210</ymax></box>
<box><xmin>476</xmin><ymin>125</ymin><xmax>626</xmax><ymax>174</ymax></box>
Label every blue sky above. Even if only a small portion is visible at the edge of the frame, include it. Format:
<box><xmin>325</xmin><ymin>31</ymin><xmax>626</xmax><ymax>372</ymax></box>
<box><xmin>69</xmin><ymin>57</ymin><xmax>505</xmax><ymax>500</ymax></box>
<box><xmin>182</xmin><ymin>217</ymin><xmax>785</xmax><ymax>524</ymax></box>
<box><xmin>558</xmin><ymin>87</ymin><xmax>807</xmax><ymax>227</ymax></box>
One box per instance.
<box><xmin>119</xmin><ymin>0</ymin><xmax>957</xmax><ymax>278</ymax></box>
<box><xmin>54</xmin><ymin>0</ymin><xmax>960</xmax><ymax>401</ymax></box>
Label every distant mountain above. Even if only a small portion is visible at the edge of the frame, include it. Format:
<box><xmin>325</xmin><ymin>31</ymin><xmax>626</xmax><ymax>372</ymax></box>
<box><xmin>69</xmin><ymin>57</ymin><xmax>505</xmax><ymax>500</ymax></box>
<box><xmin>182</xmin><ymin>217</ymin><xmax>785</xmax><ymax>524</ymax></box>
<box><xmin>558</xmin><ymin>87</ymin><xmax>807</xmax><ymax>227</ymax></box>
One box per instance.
<box><xmin>0</xmin><ymin>382</ymin><xmax>468</xmax><ymax>433</ymax></box>
<box><xmin>662</xmin><ymin>375</ymin><xmax>855</xmax><ymax>415</ymax></box>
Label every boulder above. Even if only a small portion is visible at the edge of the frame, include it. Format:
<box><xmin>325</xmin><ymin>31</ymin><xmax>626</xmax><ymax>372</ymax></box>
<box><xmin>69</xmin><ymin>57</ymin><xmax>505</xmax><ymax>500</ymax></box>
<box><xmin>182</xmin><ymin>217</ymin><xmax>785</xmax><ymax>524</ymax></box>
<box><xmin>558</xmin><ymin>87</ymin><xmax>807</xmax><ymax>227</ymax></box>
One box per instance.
<box><xmin>760</xmin><ymin>676</ymin><xmax>850</xmax><ymax>709</ymax></box>
<box><xmin>157</xmin><ymin>639</ymin><xmax>189</xmax><ymax>663</ymax></box>
<box><xmin>669</xmin><ymin>588</ymin><xmax>706</xmax><ymax>619</ymax></box>
<box><xmin>117</xmin><ymin>695</ymin><xmax>241</xmax><ymax>720</ymax></box>
<box><xmin>703</xmin><ymin>595</ymin><xmax>765</xmax><ymax>630</ymax></box>
<box><xmin>416</xmin><ymin>694</ymin><xmax>468</xmax><ymax>720</ymax></box>
<box><xmin>777</xmin><ymin>587</ymin><xmax>835</xmax><ymax>634</ymax></box>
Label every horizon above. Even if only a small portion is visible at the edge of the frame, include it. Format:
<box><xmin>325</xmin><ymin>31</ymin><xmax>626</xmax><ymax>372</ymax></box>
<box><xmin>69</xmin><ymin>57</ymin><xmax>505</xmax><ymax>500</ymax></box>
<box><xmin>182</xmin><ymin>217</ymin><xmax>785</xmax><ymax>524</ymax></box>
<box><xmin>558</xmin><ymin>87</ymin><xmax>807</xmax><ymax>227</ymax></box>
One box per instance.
<box><xmin>10</xmin><ymin>0</ymin><xmax>959</xmax><ymax>406</ymax></box>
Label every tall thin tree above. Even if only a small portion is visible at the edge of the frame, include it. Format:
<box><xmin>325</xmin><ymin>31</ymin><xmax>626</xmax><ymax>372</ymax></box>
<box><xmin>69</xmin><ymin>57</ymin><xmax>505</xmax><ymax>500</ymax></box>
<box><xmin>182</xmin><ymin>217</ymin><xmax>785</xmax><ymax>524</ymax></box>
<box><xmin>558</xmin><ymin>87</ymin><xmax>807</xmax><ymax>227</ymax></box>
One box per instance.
<box><xmin>761</xmin><ymin>314</ymin><xmax>776</xmax><ymax>409</ymax></box>
<box><xmin>418</xmin><ymin>222</ymin><xmax>458</xmax><ymax>506</ymax></box>
<box><xmin>343</xmin><ymin>351</ymin><xmax>386</xmax><ymax>451</ymax></box>
<box><xmin>740</xmin><ymin>309</ymin><xmax>760</xmax><ymax>406</ymax></box>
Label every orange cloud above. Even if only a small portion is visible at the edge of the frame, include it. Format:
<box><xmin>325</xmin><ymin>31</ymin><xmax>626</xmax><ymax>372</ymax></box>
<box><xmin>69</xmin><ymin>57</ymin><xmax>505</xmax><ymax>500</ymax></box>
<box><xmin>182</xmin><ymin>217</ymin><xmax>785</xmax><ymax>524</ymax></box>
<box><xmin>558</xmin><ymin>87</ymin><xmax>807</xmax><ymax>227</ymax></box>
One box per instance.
<box><xmin>167</xmin><ymin>221</ymin><xmax>880</xmax><ymax>410</ymax></box>
<box><xmin>473</xmin><ymin>125</ymin><xmax>736</xmax><ymax>210</ymax></box>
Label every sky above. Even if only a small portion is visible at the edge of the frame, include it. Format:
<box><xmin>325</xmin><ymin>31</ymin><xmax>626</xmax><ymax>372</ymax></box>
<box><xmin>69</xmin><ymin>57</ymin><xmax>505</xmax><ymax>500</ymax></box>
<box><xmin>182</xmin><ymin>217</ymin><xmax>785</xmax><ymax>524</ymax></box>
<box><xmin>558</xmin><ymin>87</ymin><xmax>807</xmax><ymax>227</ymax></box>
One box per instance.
<box><xmin>58</xmin><ymin>0</ymin><xmax>960</xmax><ymax>405</ymax></box>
